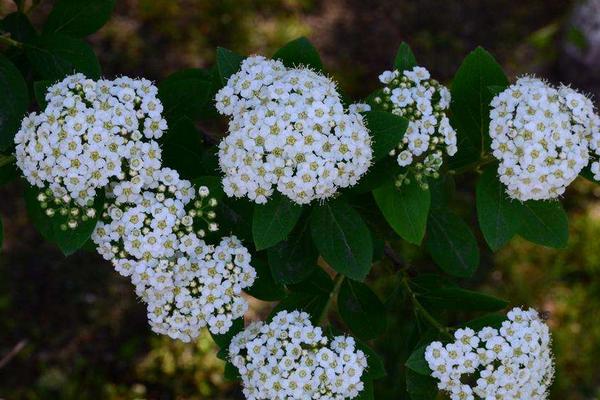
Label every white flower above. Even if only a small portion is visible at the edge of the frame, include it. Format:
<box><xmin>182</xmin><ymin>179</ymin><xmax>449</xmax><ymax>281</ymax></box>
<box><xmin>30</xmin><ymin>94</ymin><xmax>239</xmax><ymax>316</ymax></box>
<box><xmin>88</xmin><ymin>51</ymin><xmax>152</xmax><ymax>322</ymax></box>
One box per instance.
<box><xmin>375</xmin><ymin>66</ymin><xmax>456</xmax><ymax>189</ymax></box>
<box><xmin>215</xmin><ymin>56</ymin><xmax>373</xmax><ymax>205</ymax></box>
<box><xmin>138</xmin><ymin>235</ymin><xmax>255</xmax><ymax>340</ymax></box>
<box><xmin>15</xmin><ymin>74</ymin><xmax>258</xmax><ymax>341</ymax></box>
<box><xmin>348</xmin><ymin>103</ymin><xmax>372</xmax><ymax>114</ymax></box>
<box><xmin>230</xmin><ymin>310</ymin><xmax>368</xmax><ymax>400</ymax></box>
<box><xmin>425</xmin><ymin>307</ymin><xmax>555</xmax><ymax>400</ymax></box>
<box><xmin>14</xmin><ymin>74</ymin><xmax>167</xmax><ymax>228</ymax></box>
<box><xmin>490</xmin><ymin>76</ymin><xmax>600</xmax><ymax>201</ymax></box>
<box><xmin>91</xmin><ymin>167</ymin><xmax>256</xmax><ymax>339</ymax></box>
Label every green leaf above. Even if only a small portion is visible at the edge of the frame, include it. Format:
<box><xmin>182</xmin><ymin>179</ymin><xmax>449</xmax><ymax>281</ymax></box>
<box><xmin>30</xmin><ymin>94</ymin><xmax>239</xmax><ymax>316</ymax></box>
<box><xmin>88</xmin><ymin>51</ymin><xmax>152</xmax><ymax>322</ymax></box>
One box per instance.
<box><xmin>476</xmin><ymin>165</ymin><xmax>522</xmax><ymax>250</ymax></box>
<box><xmin>217</xmin><ymin>198</ymin><xmax>253</xmax><ymax>242</ymax></box>
<box><xmin>24</xmin><ymin>184</ymin><xmax>103</xmax><ymax>256</ymax></box>
<box><xmin>245</xmin><ymin>258</ymin><xmax>286</xmax><ymax>301</ymax></box>
<box><xmin>355</xmin><ymin>379</ymin><xmax>375</xmax><ymax>400</ymax></box>
<box><xmin>426</xmin><ymin>210</ymin><xmax>479</xmax><ymax>278</ymax></box>
<box><xmin>394</xmin><ymin>42</ymin><xmax>417</xmax><ymax>72</ymax></box>
<box><xmin>26</xmin><ymin>33</ymin><xmax>101</xmax><ymax>80</ymax></box>
<box><xmin>272</xmin><ymin>37</ymin><xmax>323</xmax><ymax>71</ymax></box>
<box><xmin>44</xmin><ymin>0</ymin><xmax>116</xmax><ymax>37</ymax></box>
<box><xmin>338</xmin><ymin>279</ymin><xmax>386</xmax><ymax>340</ymax></box>
<box><xmin>0</xmin><ymin>12</ymin><xmax>37</xmax><ymax>42</ymax></box>
<box><xmin>158</xmin><ymin>69</ymin><xmax>212</xmax><ymax>122</ymax></box>
<box><xmin>409</xmin><ymin>273</ymin><xmax>456</xmax><ymax>293</ymax></box>
<box><xmin>288</xmin><ymin>267</ymin><xmax>333</xmax><ymax>295</ymax></box>
<box><xmin>419</xmin><ymin>287</ymin><xmax>508</xmax><ymax>312</ymax></box>
<box><xmin>33</xmin><ymin>80</ymin><xmax>53</xmax><ymax>110</ymax></box>
<box><xmin>0</xmin><ymin>54</ymin><xmax>28</xmax><ymax>151</ymax></box>
<box><xmin>449</xmin><ymin>47</ymin><xmax>508</xmax><ymax>169</ymax></box>
<box><xmin>267</xmin><ymin>218</ymin><xmax>317</xmax><ymax>284</ymax></box>
<box><xmin>463</xmin><ymin>313</ymin><xmax>506</xmax><ymax>331</ymax></box>
<box><xmin>406</xmin><ymin>369</ymin><xmax>438</xmax><ymax>400</ymax></box>
<box><xmin>0</xmin><ymin>155</ymin><xmax>17</xmax><ymax>186</ymax></box>
<box><xmin>373</xmin><ymin>179</ymin><xmax>430</xmax><ymax>245</ymax></box>
<box><xmin>356</xmin><ymin>341</ymin><xmax>386</xmax><ymax>380</ymax></box>
<box><xmin>350</xmin><ymin>156</ymin><xmax>399</xmax><ymax>193</ymax></box>
<box><xmin>429</xmin><ymin>174</ymin><xmax>455</xmax><ymax>210</ymax></box>
<box><xmin>163</xmin><ymin>67</ymin><xmax>220</xmax><ymax>120</ymax></box>
<box><xmin>363</xmin><ymin>111</ymin><xmax>409</xmax><ymax>161</ymax></box>
<box><xmin>516</xmin><ymin>200</ymin><xmax>568</xmax><ymax>248</ymax></box>
<box><xmin>405</xmin><ymin>345</ymin><xmax>431</xmax><ymax>376</ymax></box>
<box><xmin>211</xmin><ymin>318</ymin><xmax>244</xmax><ymax>360</ymax></box>
<box><xmin>310</xmin><ymin>200</ymin><xmax>373</xmax><ymax>281</ymax></box>
<box><xmin>253</xmin><ymin>194</ymin><xmax>302</xmax><ymax>251</ymax></box>
<box><xmin>224</xmin><ymin>361</ymin><xmax>240</xmax><ymax>381</ymax></box>
<box><xmin>271</xmin><ymin>268</ymin><xmax>332</xmax><ymax>324</ymax></box>
<box><xmin>216</xmin><ymin>47</ymin><xmax>244</xmax><ymax>85</ymax></box>
<box><xmin>161</xmin><ymin>117</ymin><xmax>204</xmax><ymax>180</ymax></box>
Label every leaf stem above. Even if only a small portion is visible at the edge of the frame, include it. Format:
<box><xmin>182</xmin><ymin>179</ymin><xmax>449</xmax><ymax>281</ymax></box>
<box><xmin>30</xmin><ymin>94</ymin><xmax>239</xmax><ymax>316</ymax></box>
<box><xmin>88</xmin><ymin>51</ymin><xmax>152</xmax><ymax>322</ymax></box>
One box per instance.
<box><xmin>384</xmin><ymin>244</ymin><xmax>453</xmax><ymax>340</ymax></box>
<box><xmin>0</xmin><ymin>34</ymin><xmax>24</xmax><ymax>49</ymax></box>
<box><xmin>318</xmin><ymin>273</ymin><xmax>345</xmax><ymax>327</ymax></box>
<box><xmin>0</xmin><ymin>154</ymin><xmax>16</xmax><ymax>168</ymax></box>
<box><xmin>448</xmin><ymin>154</ymin><xmax>495</xmax><ymax>175</ymax></box>
<box><xmin>400</xmin><ymin>277</ymin><xmax>453</xmax><ymax>340</ymax></box>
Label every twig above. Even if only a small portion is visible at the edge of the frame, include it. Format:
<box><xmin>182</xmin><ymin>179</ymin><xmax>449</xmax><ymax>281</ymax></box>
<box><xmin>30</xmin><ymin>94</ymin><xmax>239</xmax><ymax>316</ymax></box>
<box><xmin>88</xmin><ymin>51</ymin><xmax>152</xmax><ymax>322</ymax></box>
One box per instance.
<box><xmin>0</xmin><ymin>340</ymin><xmax>27</xmax><ymax>369</ymax></box>
<box><xmin>0</xmin><ymin>34</ymin><xmax>24</xmax><ymax>49</ymax></box>
<box><xmin>318</xmin><ymin>273</ymin><xmax>345</xmax><ymax>327</ymax></box>
<box><xmin>384</xmin><ymin>244</ymin><xmax>453</xmax><ymax>340</ymax></box>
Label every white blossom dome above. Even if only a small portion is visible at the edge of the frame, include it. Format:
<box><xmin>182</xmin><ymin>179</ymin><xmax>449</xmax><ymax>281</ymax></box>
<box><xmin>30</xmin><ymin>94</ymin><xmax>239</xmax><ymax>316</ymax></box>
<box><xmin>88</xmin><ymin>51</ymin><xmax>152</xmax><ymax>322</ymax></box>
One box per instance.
<box><xmin>91</xmin><ymin>167</ymin><xmax>216</xmax><ymax>264</ymax></box>
<box><xmin>91</xmin><ymin>167</ymin><xmax>255</xmax><ymax>338</ymax></box>
<box><xmin>229</xmin><ymin>310</ymin><xmax>368</xmax><ymax>400</ymax></box>
<box><xmin>490</xmin><ymin>76</ymin><xmax>600</xmax><ymax>201</ymax></box>
<box><xmin>14</xmin><ymin>74</ymin><xmax>168</xmax><ymax>209</ymax></box>
<box><xmin>215</xmin><ymin>56</ymin><xmax>373</xmax><ymax>204</ymax></box>
<box><xmin>425</xmin><ymin>307</ymin><xmax>555</xmax><ymax>400</ymax></box>
<box><xmin>133</xmin><ymin>235</ymin><xmax>255</xmax><ymax>340</ymax></box>
<box><xmin>375</xmin><ymin>66</ymin><xmax>457</xmax><ymax>189</ymax></box>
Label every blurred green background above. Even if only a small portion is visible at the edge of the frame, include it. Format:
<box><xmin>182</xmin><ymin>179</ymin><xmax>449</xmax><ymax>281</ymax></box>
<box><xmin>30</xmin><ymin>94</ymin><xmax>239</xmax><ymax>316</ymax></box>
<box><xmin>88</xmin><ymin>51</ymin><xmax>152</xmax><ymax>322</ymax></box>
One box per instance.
<box><xmin>1</xmin><ymin>0</ymin><xmax>600</xmax><ymax>399</ymax></box>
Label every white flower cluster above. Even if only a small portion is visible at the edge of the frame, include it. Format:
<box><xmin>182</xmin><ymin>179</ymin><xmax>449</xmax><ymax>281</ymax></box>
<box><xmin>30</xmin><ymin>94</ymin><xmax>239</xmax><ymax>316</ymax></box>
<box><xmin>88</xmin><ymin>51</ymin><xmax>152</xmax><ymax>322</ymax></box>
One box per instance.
<box><xmin>425</xmin><ymin>307</ymin><xmax>554</xmax><ymax>400</ymax></box>
<box><xmin>375</xmin><ymin>66</ymin><xmax>457</xmax><ymax>189</ymax></box>
<box><xmin>490</xmin><ymin>76</ymin><xmax>600</xmax><ymax>201</ymax></box>
<box><xmin>92</xmin><ymin>166</ymin><xmax>256</xmax><ymax>340</ymax></box>
<box><xmin>229</xmin><ymin>310</ymin><xmax>368</xmax><ymax>400</ymax></box>
<box><xmin>15</xmin><ymin>73</ymin><xmax>167</xmax><ymax>228</ymax></box>
<box><xmin>14</xmin><ymin>74</ymin><xmax>257</xmax><ymax>340</ymax></box>
<box><xmin>215</xmin><ymin>56</ymin><xmax>373</xmax><ymax>204</ymax></box>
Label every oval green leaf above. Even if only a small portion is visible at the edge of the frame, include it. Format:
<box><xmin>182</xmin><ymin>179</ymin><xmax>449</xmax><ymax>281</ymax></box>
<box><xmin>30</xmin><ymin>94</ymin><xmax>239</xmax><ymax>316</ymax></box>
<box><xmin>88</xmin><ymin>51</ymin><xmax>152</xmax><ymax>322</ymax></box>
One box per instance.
<box><xmin>272</xmin><ymin>36</ymin><xmax>323</xmax><ymax>71</ymax></box>
<box><xmin>253</xmin><ymin>194</ymin><xmax>302</xmax><ymax>251</ymax></box>
<box><xmin>267</xmin><ymin>218</ymin><xmax>317</xmax><ymax>284</ymax></box>
<box><xmin>363</xmin><ymin>111</ymin><xmax>408</xmax><ymax>161</ymax></box>
<box><xmin>309</xmin><ymin>200</ymin><xmax>373</xmax><ymax>281</ymax></box>
<box><xmin>24</xmin><ymin>185</ymin><xmax>102</xmax><ymax>256</ymax></box>
<box><xmin>373</xmin><ymin>179</ymin><xmax>430</xmax><ymax>245</ymax></box>
<box><xmin>0</xmin><ymin>54</ymin><xmax>28</xmax><ymax>151</ymax></box>
<box><xmin>426</xmin><ymin>209</ymin><xmax>479</xmax><ymax>278</ymax></box>
<box><xmin>516</xmin><ymin>200</ymin><xmax>568</xmax><ymax>249</ymax></box>
<box><xmin>44</xmin><ymin>0</ymin><xmax>116</xmax><ymax>37</ymax></box>
<box><xmin>394</xmin><ymin>42</ymin><xmax>417</xmax><ymax>72</ymax></box>
<box><xmin>449</xmin><ymin>47</ymin><xmax>508</xmax><ymax>169</ymax></box>
<box><xmin>476</xmin><ymin>165</ymin><xmax>521</xmax><ymax>250</ymax></box>
<box><xmin>338</xmin><ymin>279</ymin><xmax>387</xmax><ymax>340</ymax></box>
<box><xmin>26</xmin><ymin>33</ymin><xmax>101</xmax><ymax>80</ymax></box>
<box><xmin>216</xmin><ymin>47</ymin><xmax>244</xmax><ymax>85</ymax></box>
